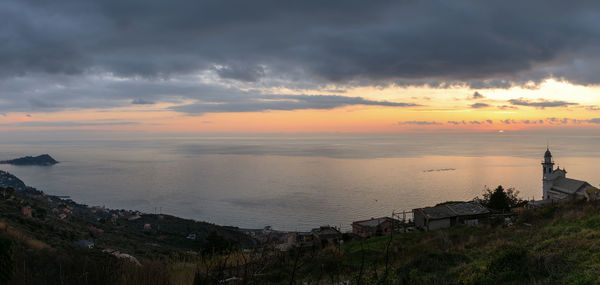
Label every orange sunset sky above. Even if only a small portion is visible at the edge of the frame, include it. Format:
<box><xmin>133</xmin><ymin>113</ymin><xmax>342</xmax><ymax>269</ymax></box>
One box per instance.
<box><xmin>1</xmin><ymin>78</ymin><xmax>599</xmax><ymax>134</ymax></box>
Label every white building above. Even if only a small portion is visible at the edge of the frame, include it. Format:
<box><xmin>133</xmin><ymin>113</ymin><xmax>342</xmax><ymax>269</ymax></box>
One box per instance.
<box><xmin>542</xmin><ymin>148</ymin><xmax>597</xmax><ymax>201</ymax></box>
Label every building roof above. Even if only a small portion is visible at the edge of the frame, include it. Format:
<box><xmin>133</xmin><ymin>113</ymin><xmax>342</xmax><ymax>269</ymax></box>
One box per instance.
<box><xmin>545</xmin><ymin>148</ymin><xmax>552</xmax><ymax>158</ymax></box>
<box><xmin>74</xmin><ymin>240</ymin><xmax>94</xmax><ymax>247</ymax></box>
<box><xmin>352</xmin><ymin>217</ymin><xmax>398</xmax><ymax>228</ymax></box>
<box><xmin>414</xmin><ymin>202</ymin><xmax>490</xmax><ymax>220</ymax></box>
<box><xmin>551</xmin><ymin>177</ymin><xmax>596</xmax><ymax>194</ymax></box>
<box><xmin>311</xmin><ymin>226</ymin><xmax>341</xmax><ymax>237</ymax></box>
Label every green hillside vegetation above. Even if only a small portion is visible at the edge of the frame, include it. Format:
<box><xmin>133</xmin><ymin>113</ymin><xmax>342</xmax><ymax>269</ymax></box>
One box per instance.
<box><xmin>0</xmin><ymin>175</ymin><xmax>254</xmax><ymax>284</ymax></box>
<box><xmin>248</xmin><ymin>200</ymin><xmax>600</xmax><ymax>284</ymax></box>
<box><xmin>3</xmin><ymin>178</ymin><xmax>600</xmax><ymax>284</ymax></box>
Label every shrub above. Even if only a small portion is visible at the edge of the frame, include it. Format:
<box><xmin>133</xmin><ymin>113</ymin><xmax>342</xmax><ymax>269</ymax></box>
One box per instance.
<box><xmin>0</xmin><ymin>237</ymin><xmax>15</xmax><ymax>283</ymax></box>
<box><xmin>485</xmin><ymin>246</ymin><xmax>529</xmax><ymax>283</ymax></box>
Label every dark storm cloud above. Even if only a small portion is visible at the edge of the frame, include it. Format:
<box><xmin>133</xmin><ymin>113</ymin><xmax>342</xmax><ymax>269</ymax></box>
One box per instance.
<box><xmin>1</xmin><ymin>0</ymin><xmax>600</xmax><ymax>113</ymax></box>
<box><xmin>131</xmin><ymin>98</ymin><xmax>155</xmax><ymax>105</ymax></box>
<box><xmin>508</xmin><ymin>98</ymin><xmax>579</xmax><ymax>109</ymax></box>
<box><xmin>172</xmin><ymin>94</ymin><xmax>418</xmax><ymax>114</ymax></box>
<box><xmin>2</xmin><ymin>0</ymin><xmax>600</xmax><ymax>84</ymax></box>
<box><xmin>214</xmin><ymin>64</ymin><xmax>266</xmax><ymax>82</ymax></box>
<box><xmin>470</xmin><ymin>103</ymin><xmax>490</xmax><ymax>108</ymax></box>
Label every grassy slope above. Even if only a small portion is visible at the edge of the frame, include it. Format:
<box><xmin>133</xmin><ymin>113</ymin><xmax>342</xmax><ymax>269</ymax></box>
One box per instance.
<box><xmin>254</xmin><ymin>200</ymin><xmax>600</xmax><ymax>284</ymax></box>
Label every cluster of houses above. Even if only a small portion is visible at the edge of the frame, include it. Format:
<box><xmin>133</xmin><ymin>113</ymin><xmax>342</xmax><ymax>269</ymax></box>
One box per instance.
<box><xmin>254</xmin><ymin>201</ymin><xmax>493</xmax><ymax>251</ymax></box>
<box><xmin>245</xmin><ymin>225</ymin><xmax>345</xmax><ymax>251</ymax></box>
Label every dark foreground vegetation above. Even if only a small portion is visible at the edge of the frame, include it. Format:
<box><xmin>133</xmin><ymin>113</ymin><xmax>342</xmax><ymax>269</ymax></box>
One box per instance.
<box><xmin>2</xmin><ymin>172</ymin><xmax>600</xmax><ymax>284</ymax></box>
<box><xmin>0</xmin><ymin>170</ymin><xmax>253</xmax><ymax>284</ymax></box>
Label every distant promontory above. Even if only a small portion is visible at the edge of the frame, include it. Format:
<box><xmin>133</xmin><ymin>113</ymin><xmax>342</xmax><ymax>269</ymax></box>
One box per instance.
<box><xmin>0</xmin><ymin>154</ymin><xmax>59</xmax><ymax>166</ymax></box>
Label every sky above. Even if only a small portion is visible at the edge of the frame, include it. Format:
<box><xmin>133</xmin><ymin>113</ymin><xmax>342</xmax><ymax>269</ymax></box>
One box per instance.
<box><xmin>1</xmin><ymin>1</ymin><xmax>600</xmax><ymax>134</ymax></box>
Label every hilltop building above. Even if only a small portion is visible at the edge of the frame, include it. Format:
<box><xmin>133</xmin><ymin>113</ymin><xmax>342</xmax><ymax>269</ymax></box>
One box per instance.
<box><xmin>352</xmin><ymin>217</ymin><xmax>400</xmax><ymax>238</ymax></box>
<box><xmin>541</xmin><ymin>148</ymin><xmax>598</xmax><ymax>201</ymax></box>
<box><xmin>311</xmin><ymin>226</ymin><xmax>342</xmax><ymax>247</ymax></box>
<box><xmin>413</xmin><ymin>202</ymin><xmax>490</xmax><ymax>231</ymax></box>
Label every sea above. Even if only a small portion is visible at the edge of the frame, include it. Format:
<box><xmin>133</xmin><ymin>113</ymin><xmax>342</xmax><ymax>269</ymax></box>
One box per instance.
<box><xmin>1</xmin><ymin>132</ymin><xmax>599</xmax><ymax>231</ymax></box>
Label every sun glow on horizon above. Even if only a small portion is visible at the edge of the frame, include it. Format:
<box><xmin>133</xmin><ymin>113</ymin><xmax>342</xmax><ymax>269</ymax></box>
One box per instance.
<box><xmin>1</xmin><ymin>79</ymin><xmax>599</xmax><ymax>134</ymax></box>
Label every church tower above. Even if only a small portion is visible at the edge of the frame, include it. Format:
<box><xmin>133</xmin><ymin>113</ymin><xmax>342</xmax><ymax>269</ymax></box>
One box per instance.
<box><xmin>541</xmin><ymin>148</ymin><xmax>555</xmax><ymax>200</ymax></box>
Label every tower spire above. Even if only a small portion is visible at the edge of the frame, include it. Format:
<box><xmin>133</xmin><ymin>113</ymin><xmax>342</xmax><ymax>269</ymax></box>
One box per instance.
<box><xmin>542</xmin><ymin>146</ymin><xmax>555</xmax><ymax>200</ymax></box>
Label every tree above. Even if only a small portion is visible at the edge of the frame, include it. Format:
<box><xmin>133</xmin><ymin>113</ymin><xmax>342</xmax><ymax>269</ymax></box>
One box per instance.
<box><xmin>1</xmin><ymin>187</ymin><xmax>14</xmax><ymax>199</ymax></box>
<box><xmin>477</xmin><ymin>185</ymin><xmax>523</xmax><ymax>211</ymax></box>
<box><xmin>204</xmin><ymin>231</ymin><xmax>230</xmax><ymax>254</ymax></box>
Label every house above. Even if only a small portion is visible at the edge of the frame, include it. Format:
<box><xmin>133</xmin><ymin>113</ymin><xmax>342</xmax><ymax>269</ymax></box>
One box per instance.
<box><xmin>128</xmin><ymin>214</ymin><xmax>141</xmax><ymax>221</ymax></box>
<box><xmin>143</xmin><ymin>223</ymin><xmax>152</xmax><ymax>231</ymax></box>
<box><xmin>21</xmin><ymin>206</ymin><xmax>32</xmax><ymax>217</ymax></box>
<box><xmin>294</xmin><ymin>232</ymin><xmax>314</xmax><ymax>249</ymax></box>
<box><xmin>89</xmin><ymin>226</ymin><xmax>104</xmax><ymax>233</ymax></box>
<box><xmin>541</xmin><ymin>148</ymin><xmax>598</xmax><ymax>201</ymax></box>
<box><xmin>59</xmin><ymin>204</ymin><xmax>72</xmax><ymax>213</ymax></box>
<box><xmin>413</xmin><ymin>201</ymin><xmax>490</xmax><ymax>231</ymax></box>
<box><xmin>311</xmin><ymin>226</ymin><xmax>342</xmax><ymax>247</ymax></box>
<box><xmin>352</xmin><ymin>217</ymin><xmax>400</xmax><ymax>238</ymax></box>
<box><xmin>585</xmin><ymin>189</ymin><xmax>600</xmax><ymax>201</ymax></box>
<box><xmin>74</xmin><ymin>239</ymin><xmax>94</xmax><ymax>248</ymax></box>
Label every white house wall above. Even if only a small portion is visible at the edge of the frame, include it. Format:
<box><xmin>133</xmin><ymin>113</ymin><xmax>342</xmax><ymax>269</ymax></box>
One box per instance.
<box><xmin>428</xmin><ymin>219</ymin><xmax>451</xmax><ymax>230</ymax></box>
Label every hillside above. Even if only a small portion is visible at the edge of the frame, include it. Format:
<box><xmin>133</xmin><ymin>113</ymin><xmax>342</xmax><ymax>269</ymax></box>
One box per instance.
<box><xmin>3</xmin><ymin>167</ymin><xmax>600</xmax><ymax>284</ymax></box>
<box><xmin>0</xmin><ymin>171</ymin><xmax>26</xmax><ymax>191</ymax></box>
<box><xmin>0</xmin><ymin>170</ymin><xmax>255</xmax><ymax>284</ymax></box>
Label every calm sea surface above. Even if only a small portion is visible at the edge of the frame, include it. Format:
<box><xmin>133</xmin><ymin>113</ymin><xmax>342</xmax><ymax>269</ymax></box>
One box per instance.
<box><xmin>1</xmin><ymin>133</ymin><xmax>599</xmax><ymax>231</ymax></box>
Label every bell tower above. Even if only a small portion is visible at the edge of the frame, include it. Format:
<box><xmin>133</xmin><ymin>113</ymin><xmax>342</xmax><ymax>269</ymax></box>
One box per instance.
<box><xmin>541</xmin><ymin>147</ymin><xmax>554</xmax><ymax>200</ymax></box>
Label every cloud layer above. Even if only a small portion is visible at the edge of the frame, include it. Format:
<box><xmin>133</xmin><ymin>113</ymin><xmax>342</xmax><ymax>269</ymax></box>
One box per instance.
<box><xmin>508</xmin><ymin>98</ymin><xmax>579</xmax><ymax>109</ymax></box>
<box><xmin>2</xmin><ymin>1</ymin><xmax>600</xmax><ymax>84</ymax></box>
<box><xmin>1</xmin><ymin>1</ymin><xmax>600</xmax><ymax>115</ymax></box>
<box><xmin>172</xmin><ymin>94</ymin><xmax>418</xmax><ymax>114</ymax></box>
